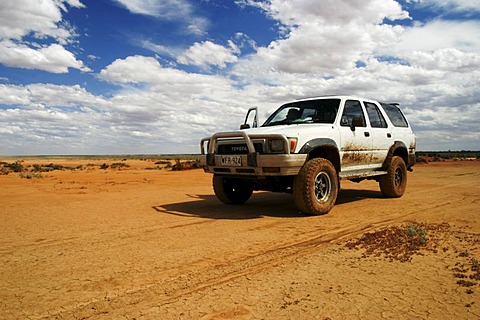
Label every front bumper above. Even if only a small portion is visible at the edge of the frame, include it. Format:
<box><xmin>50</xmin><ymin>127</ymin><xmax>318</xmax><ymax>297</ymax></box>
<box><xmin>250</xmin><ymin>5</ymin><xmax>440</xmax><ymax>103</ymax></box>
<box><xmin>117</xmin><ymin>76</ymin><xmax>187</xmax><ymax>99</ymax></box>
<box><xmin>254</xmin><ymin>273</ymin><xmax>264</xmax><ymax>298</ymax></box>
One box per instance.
<box><xmin>200</xmin><ymin>131</ymin><xmax>307</xmax><ymax>176</ymax></box>
<box><xmin>200</xmin><ymin>153</ymin><xmax>307</xmax><ymax>176</ymax></box>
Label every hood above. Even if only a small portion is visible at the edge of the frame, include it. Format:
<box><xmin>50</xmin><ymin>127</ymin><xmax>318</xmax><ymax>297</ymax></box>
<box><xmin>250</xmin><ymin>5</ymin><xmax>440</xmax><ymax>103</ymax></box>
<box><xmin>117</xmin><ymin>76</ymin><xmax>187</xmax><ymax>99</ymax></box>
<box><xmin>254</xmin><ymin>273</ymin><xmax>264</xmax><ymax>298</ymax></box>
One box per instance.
<box><xmin>242</xmin><ymin>124</ymin><xmax>333</xmax><ymax>138</ymax></box>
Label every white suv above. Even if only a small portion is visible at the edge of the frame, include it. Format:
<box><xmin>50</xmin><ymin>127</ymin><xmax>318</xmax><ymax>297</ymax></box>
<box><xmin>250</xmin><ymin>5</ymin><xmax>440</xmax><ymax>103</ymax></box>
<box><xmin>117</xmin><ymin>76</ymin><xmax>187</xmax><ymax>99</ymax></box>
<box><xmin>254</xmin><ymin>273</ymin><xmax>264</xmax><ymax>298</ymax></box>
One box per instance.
<box><xmin>200</xmin><ymin>95</ymin><xmax>416</xmax><ymax>215</ymax></box>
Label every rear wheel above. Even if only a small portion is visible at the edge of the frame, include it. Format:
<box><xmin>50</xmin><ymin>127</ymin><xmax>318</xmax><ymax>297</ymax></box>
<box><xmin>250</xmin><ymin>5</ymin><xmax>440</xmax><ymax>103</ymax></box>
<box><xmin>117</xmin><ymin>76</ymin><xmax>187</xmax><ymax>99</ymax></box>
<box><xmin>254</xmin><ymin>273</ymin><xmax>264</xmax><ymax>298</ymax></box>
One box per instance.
<box><xmin>379</xmin><ymin>156</ymin><xmax>407</xmax><ymax>197</ymax></box>
<box><xmin>213</xmin><ymin>175</ymin><xmax>253</xmax><ymax>204</ymax></box>
<box><xmin>293</xmin><ymin>158</ymin><xmax>339</xmax><ymax>215</ymax></box>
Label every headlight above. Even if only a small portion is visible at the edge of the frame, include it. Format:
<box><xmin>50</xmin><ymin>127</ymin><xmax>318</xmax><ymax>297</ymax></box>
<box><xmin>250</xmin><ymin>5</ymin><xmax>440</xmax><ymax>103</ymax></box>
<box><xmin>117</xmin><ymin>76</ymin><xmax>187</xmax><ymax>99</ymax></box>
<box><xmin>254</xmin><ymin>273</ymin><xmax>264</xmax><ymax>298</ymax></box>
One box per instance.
<box><xmin>270</xmin><ymin>139</ymin><xmax>284</xmax><ymax>152</ymax></box>
<box><xmin>269</xmin><ymin>138</ymin><xmax>298</xmax><ymax>153</ymax></box>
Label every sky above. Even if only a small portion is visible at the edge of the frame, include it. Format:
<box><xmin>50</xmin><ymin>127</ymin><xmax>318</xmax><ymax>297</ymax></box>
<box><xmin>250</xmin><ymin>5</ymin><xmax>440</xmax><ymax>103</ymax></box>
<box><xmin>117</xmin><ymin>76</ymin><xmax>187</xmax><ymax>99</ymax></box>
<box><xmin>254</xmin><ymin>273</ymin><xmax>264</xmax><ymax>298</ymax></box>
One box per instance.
<box><xmin>0</xmin><ymin>0</ymin><xmax>479</xmax><ymax>155</ymax></box>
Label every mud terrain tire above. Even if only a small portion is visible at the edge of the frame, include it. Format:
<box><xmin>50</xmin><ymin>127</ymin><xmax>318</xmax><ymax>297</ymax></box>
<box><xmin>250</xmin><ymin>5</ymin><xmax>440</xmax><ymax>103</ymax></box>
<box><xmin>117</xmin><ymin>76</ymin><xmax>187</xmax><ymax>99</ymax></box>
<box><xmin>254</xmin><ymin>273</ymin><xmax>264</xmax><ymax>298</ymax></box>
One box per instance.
<box><xmin>379</xmin><ymin>156</ymin><xmax>407</xmax><ymax>198</ymax></box>
<box><xmin>293</xmin><ymin>158</ymin><xmax>339</xmax><ymax>215</ymax></box>
<box><xmin>213</xmin><ymin>175</ymin><xmax>253</xmax><ymax>204</ymax></box>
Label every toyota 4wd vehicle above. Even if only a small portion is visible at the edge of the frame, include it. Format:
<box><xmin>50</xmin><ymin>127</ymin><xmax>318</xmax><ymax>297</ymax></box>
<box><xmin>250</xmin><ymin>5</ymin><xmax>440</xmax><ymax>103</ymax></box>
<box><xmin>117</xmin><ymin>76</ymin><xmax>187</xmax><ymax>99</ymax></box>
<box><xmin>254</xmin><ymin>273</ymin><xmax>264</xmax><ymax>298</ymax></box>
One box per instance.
<box><xmin>200</xmin><ymin>95</ymin><xmax>416</xmax><ymax>215</ymax></box>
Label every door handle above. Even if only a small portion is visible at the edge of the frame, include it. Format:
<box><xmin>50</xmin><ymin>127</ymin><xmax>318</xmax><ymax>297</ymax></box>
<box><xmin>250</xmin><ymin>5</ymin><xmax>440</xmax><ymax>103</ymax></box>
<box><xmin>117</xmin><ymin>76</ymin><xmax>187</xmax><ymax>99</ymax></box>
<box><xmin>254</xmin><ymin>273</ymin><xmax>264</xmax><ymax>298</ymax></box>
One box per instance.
<box><xmin>364</xmin><ymin>132</ymin><xmax>370</xmax><ymax>137</ymax></box>
<box><xmin>387</xmin><ymin>133</ymin><xmax>392</xmax><ymax>138</ymax></box>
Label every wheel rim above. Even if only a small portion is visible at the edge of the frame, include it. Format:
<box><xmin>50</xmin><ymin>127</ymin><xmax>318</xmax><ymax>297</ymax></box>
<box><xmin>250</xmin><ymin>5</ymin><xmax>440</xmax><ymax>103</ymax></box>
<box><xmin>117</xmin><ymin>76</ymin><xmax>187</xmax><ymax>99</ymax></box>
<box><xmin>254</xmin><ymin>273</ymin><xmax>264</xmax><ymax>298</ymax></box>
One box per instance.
<box><xmin>394</xmin><ymin>167</ymin><xmax>403</xmax><ymax>186</ymax></box>
<box><xmin>314</xmin><ymin>171</ymin><xmax>331</xmax><ymax>202</ymax></box>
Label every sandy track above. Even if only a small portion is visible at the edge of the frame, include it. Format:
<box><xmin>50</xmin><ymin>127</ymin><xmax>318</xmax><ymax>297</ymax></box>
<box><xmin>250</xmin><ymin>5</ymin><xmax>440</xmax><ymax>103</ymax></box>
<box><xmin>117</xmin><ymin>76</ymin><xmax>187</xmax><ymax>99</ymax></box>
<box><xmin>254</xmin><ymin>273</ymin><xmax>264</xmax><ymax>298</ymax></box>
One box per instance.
<box><xmin>1</xmin><ymin>159</ymin><xmax>479</xmax><ymax>319</ymax></box>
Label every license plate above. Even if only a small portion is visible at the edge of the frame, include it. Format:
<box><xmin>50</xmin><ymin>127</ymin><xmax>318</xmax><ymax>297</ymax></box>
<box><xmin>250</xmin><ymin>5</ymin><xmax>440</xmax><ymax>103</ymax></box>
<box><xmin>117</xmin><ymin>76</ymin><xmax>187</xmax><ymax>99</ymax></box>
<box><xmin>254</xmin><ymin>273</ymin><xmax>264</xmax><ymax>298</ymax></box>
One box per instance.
<box><xmin>221</xmin><ymin>156</ymin><xmax>242</xmax><ymax>166</ymax></box>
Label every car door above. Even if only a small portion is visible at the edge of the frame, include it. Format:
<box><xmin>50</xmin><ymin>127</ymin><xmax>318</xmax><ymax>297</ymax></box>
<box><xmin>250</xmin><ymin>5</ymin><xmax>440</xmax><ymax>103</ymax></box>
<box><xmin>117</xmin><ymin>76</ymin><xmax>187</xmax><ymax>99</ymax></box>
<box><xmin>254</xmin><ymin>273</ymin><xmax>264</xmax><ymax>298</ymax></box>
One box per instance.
<box><xmin>364</xmin><ymin>101</ymin><xmax>392</xmax><ymax>169</ymax></box>
<box><xmin>338</xmin><ymin>99</ymin><xmax>372</xmax><ymax>172</ymax></box>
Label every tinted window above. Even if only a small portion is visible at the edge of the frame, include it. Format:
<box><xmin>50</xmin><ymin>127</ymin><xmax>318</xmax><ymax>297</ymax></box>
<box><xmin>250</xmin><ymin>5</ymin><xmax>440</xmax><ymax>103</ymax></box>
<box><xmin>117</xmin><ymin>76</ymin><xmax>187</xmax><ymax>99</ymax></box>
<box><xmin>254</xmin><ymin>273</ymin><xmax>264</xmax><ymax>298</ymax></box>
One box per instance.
<box><xmin>381</xmin><ymin>103</ymin><xmax>409</xmax><ymax>127</ymax></box>
<box><xmin>263</xmin><ymin>99</ymin><xmax>340</xmax><ymax>126</ymax></box>
<box><xmin>341</xmin><ymin>100</ymin><xmax>366</xmax><ymax>127</ymax></box>
<box><xmin>365</xmin><ymin>102</ymin><xmax>388</xmax><ymax>128</ymax></box>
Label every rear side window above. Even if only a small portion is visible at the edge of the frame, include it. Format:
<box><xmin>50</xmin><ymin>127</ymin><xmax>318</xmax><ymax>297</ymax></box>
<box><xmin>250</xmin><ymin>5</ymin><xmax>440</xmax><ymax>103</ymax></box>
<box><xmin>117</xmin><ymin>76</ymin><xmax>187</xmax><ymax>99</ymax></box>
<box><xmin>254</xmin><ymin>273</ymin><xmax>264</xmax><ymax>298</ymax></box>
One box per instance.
<box><xmin>381</xmin><ymin>103</ymin><xmax>409</xmax><ymax>127</ymax></box>
<box><xmin>365</xmin><ymin>102</ymin><xmax>387</xmax><ymax>128</ymax></box>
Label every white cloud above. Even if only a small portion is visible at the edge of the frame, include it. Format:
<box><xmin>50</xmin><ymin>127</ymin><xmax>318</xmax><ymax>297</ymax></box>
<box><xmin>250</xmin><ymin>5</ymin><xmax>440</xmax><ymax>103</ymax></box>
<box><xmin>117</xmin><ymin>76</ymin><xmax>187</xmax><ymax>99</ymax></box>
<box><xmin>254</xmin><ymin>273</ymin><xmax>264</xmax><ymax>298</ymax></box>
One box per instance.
<box><xmin>113</xmin><ymin>0</ymin><xmax>209</xmax><ymax>35</ymax></box>
<box><xmin>0</xmin><ymin>0</ymin><xmax>88</xmax><ymax>73</ymax></box>
<box><xmin>142</xmin><ymin>40</ymin><xmax>180</xmax><ymax>57</ymax></box>
<box><xmin>243</xmin><ymin>21</ymin><xmax>377</xmax><ymax>74</ymax></box>
<box><xmin>234</xmin><ymin>32</ymin><xmax>258</xmax><ymax>51</ymax></box>
<box><xmin>1</xmin><ymin>0</ymin><xmax>480</xmax><ymax>154</ymax></box>
<box><xmin>232</xmin><ymin>0</ymin><xmax>407</xmax><ymax>77</ymax></box>
<box><xmin>97</xmin><ymin>55</ymin><xmax>247</xmax><ymax>144</ymax></box>
<box><xmin>0</xmin><ymin>77</ymin><xmax>251</xmax><ymax>154</ymax></box>
<box><xmin>99</xmin><ymin>55</ymin><xmax>164</xmax><ymax>83</ymax></box>
<box><xmin>228</xmin><ymin>0</ymin><xmax>480</xmax><ymax>151</ymax></box>
<box><xmin>113</xmin><ymin>0</ymin><xmax>192</xmax><ymax>18</ymax></box>
<box><xmin>384</xmin><ymin>20</ymin><xmax>480</xmax><ymax>55</ymax></box>
<box><xmin>185</xmin><ymin>17</ymin><xmax>210</xmax><ymax>36</ymax></box>
<box><xmin>0</xmin><ymin>83</ymin><xmax>115</xmax><ymax>154</ymax></box>
<box><xmin>0</xmin><ymin>106</ymin><xmax>112</xmax><ymax>154</ymax></box>
<box><xmin>177</xmin><ymin>41</ymin><xmax>240</xmax><ymax>69</ymax></box>
<box><xmin>144</xmin><ymin>37</ymin><xmax>250</xmax><ymax>69</ymax></box>
<box><xmin>239</xmin><ymin>0</ymin><xmax>409</xmax><ymax>25</ymax></box>
<box><xmin>1</xmin><ymin>0</ymin><xmax>69</xmax><ymax>40</ymax></box>
<box><xmin>0</xmin><ymin>83</ymin><xmax>107</xmax><ymax>108</ymax></box>
<box><xmin>0</xmin><ymin>0</ymin><xmax>84</xmax><ymax>42</ymax></box>
<box><xmin>99</xmin><ymin>55</ymin><xmax>236</xmax><ymax>89</ymax></box>
<box><xmin>409</xmin><ymin>48</ymin><xmax>480</xmax><ymax>72</ymax></box>
<box><xmin>410</xmin><ymin>0</ymin><xmax>480</xmax><ymax>13</ymax></box>
<box><xmin>0</xmin><ymin>41</ymin><xmax>91</xmax><ymax>73</ymax></box>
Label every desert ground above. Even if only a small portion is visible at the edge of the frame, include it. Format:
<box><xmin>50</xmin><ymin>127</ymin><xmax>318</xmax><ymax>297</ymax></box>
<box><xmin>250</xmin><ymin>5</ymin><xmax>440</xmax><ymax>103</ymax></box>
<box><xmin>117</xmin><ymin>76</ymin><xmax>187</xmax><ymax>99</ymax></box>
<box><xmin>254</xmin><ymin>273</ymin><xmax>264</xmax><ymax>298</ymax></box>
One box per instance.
<box><xmin>1</xmin><ymin>157</ymin><xmax>479</xmax><ymax>319</ymax></box>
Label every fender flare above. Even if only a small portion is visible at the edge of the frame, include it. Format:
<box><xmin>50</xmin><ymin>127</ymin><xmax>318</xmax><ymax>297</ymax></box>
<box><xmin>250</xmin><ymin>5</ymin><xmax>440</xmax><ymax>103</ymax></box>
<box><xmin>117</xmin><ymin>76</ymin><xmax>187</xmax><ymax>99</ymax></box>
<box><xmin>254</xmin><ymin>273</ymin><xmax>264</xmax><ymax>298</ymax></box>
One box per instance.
<box><xmin>298</xmin><ymin>138</ymin><xmax>340</xmax><ymax>172</ymax></box>
<box><xmin>298</xmin><ymin>138</ymin><xmax>338</xmax><ymax>154</ymax></box>
<box><xmin>383</xmin><ymin>141</ymin><xmax>408</xmax><ymax>170</ymax></box>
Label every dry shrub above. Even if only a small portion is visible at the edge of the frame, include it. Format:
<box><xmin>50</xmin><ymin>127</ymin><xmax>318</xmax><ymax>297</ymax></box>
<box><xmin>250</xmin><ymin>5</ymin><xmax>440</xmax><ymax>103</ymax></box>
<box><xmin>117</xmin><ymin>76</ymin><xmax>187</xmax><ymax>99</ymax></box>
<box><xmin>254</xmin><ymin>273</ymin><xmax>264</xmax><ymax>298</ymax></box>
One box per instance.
<box><xmin>346</xmin><ymin>222</ymin><xmax>449</xmax><ymax>262</ymax></box>
<box><xmin>171</xmin><ymin>159</ymin><xmax>201</xmax><ymax>171</ymax></box>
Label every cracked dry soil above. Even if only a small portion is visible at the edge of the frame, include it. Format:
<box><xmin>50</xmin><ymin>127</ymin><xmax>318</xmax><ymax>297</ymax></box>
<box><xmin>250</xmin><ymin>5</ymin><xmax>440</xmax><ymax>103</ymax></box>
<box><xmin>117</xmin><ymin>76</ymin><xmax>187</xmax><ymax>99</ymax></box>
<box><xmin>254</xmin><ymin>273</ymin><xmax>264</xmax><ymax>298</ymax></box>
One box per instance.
<box><xmin>1</xmin><ymin>159</ymin><xmax>479</xmax><ymax>319</ymax></box>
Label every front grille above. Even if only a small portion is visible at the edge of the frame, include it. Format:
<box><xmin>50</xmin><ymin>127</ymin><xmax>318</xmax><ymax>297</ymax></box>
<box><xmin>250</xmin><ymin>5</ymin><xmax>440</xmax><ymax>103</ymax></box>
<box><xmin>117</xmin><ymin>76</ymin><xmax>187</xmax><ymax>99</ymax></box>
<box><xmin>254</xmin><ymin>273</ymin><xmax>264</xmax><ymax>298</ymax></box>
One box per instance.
<box><xmin>217</xmin><ymin>143</ymin><xmax>263</xmax><ymax>154</ymax></box>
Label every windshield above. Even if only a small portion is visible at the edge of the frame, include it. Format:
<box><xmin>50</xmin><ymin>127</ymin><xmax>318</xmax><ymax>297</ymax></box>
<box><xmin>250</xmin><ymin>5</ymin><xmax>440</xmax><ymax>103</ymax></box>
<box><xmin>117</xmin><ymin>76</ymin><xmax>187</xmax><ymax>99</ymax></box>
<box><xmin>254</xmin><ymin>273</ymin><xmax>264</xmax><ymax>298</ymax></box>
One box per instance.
<box><xmin>263</xmin><ymin>99</ymin><xmax>340</xmax><ymax>126</ymax></box>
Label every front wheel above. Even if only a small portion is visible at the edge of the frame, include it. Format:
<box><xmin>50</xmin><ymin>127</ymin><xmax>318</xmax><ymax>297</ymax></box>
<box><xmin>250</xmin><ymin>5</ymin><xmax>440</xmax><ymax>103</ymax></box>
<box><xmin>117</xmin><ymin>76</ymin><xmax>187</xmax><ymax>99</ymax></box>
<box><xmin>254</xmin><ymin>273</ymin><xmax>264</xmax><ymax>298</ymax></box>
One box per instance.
<box><xmin>293</xmin><ymin>158</ymin><xmax>339</xmax><ymax>215</ymax></box>
<box><xmin>379</xmin><ymin>156</ymin><xmax>407</xmax><ymax>197</ymax></box>
<box><xmin>212</xmin><ymin>175</ymin><xmax>253</xmax><ymax>204</ymax></box>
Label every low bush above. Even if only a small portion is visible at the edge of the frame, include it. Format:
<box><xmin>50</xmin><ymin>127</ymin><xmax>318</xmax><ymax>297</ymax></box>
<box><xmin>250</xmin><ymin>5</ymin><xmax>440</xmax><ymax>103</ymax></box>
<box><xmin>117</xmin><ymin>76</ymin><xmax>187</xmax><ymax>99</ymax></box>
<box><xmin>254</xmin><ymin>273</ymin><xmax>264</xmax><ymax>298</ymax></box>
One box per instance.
<box><xmin>171</xmin><ymin>159</ymin><xmax>202</xmax><ymax>171</ymax></box>
<box><xmin>4</xmin><ymin>162</ymin><xmax>25</xmax><ymax>173</ymax></box>
<box><xmin>111</xmin><ymin>162</ymin><xmax>130</xmax><ymax>169</ymax></box>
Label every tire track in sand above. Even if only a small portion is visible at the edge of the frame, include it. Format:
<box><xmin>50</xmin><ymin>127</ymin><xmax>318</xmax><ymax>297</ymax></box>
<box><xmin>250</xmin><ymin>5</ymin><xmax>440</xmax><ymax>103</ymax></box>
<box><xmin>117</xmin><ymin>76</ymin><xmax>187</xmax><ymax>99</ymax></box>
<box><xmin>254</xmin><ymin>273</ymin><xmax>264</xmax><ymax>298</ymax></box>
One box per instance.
<box><xmin>46</xmin><ymin>198</ymin><xmax>456</xmax><ymax>319</ymax></box>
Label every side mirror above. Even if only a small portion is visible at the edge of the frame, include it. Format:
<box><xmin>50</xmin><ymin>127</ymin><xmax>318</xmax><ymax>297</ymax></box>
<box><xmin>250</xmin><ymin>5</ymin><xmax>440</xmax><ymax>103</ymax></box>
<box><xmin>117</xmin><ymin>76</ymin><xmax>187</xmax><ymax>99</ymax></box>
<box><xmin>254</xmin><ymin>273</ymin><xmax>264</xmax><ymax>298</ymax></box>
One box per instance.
<box><xmin>241</xmin><ymin>107</ymin><xmax>258</xmax><ymax>130</ymax></box>
<box><xmin>350</xmin><ymin>117</ymin><xmax>364</xmax><ymax>131</ymax></box>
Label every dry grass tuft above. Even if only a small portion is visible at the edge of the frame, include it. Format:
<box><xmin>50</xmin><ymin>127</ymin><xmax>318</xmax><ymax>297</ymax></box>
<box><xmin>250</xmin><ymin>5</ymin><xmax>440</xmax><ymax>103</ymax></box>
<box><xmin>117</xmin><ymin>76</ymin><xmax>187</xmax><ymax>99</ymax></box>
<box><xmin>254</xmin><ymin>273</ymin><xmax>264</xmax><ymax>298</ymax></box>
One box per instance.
<box><xmin>346</xmin><ymin>222</ymin><xmax>450</xmax><ymax>262</ymax></box>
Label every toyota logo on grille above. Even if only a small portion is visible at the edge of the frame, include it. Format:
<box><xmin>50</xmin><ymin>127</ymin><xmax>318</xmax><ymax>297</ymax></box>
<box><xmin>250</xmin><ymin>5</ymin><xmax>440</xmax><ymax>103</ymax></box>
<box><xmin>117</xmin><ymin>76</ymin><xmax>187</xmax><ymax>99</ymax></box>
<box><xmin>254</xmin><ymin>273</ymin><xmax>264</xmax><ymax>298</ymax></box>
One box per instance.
<box><xmin>231</xmin><ymin>146</ymin><xmax>247</xmax><ymax>152</ymax></box>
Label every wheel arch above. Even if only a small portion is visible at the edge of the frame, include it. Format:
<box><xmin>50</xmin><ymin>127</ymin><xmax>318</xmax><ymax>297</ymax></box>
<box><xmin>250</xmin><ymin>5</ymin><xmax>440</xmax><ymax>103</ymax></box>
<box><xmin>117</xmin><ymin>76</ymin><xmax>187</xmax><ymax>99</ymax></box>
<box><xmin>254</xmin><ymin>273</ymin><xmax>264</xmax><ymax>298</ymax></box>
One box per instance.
<box><xmin>383</xmin><ymin>141</ymin><xmax>408</xmax><ymax>170</ymax></box>
<box><xmin>298</xmin><ymin>138</ymin><xmax>340</xmax><ymax>173</ymax></box>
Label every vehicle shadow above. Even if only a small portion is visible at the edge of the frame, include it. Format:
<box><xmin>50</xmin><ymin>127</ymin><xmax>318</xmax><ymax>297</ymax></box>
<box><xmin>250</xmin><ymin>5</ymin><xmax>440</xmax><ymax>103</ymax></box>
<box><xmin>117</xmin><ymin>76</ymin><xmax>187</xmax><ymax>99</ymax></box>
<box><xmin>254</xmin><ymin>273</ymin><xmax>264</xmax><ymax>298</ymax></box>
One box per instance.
<box><xmin>336</xmin><ymin>189</ymin><xmax>385</xmax><ymax>205</ymax></box>
<box><xmin>153</xmin><ymin>192</ymin><xmax>302</xmax><ymax>219</ymax></box>
<box><xmin>153</xmin><ymin>188</ymin><xmax>385</xmax><ymax>220</ymax></box>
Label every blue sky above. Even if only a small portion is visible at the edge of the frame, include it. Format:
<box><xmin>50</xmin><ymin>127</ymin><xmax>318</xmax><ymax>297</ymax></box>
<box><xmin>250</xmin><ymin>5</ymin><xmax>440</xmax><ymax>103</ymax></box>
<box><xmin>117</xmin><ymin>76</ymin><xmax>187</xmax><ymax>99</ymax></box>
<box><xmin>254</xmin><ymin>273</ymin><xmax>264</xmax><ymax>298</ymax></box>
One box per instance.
<box><xmin>0</xmin><ymin>0</ymin><xmax>479</xmax><ymax>155</ymax></box>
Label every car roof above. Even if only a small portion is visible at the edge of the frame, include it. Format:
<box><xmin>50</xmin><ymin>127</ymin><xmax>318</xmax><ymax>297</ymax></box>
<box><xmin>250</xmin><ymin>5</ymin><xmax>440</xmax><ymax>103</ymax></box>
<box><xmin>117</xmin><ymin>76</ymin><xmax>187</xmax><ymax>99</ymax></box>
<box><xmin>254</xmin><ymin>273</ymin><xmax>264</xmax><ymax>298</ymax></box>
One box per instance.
<box><xmin>294</xmin><ymin>95</ymin><xmax>369</xmax><ymax>102</ymax></box>
<box><xmin>293</xmin><ymin>95</ymin><xmax>400</xmax><ymax>106</ymax></box>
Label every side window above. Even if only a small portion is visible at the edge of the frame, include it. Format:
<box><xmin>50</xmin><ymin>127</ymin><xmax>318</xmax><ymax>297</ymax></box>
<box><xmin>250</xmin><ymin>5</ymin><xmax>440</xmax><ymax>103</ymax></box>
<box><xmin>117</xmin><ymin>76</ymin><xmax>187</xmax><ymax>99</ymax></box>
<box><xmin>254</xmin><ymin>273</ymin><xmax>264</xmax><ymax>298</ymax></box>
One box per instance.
<box><xmin>302</xmin><ymin>108</ymin><xmax>316</xmax><ymax>121</ymax></box>
<box><xmin>381</xmin><ymin>103</ymin><xmax>409</xmax><ymax>127</ymax></box>
<box><xmin>365</xmin><ymin>102</ymin><xmax>388</xmax><ymax>128</ymax></box>
<box><xmin>341</xmin><ymin>100</ymin><xmax>366</xmax><ymax>127</ymax></box>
